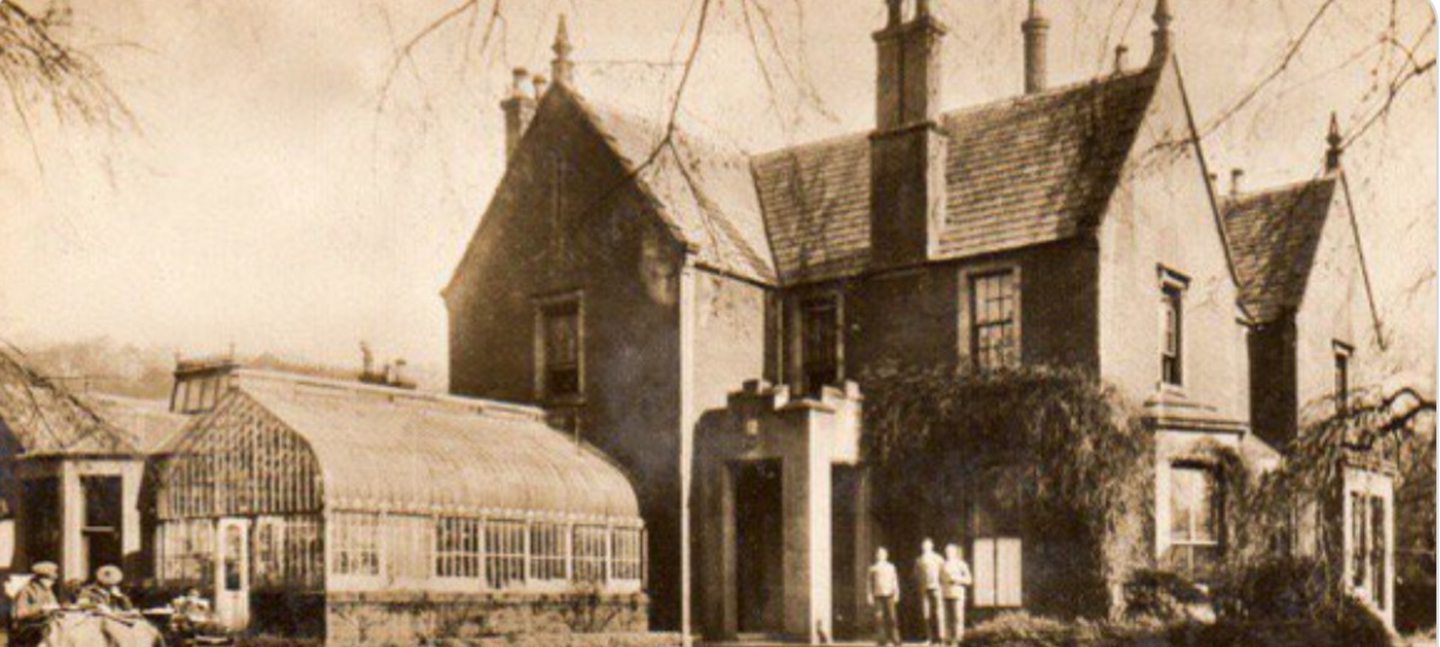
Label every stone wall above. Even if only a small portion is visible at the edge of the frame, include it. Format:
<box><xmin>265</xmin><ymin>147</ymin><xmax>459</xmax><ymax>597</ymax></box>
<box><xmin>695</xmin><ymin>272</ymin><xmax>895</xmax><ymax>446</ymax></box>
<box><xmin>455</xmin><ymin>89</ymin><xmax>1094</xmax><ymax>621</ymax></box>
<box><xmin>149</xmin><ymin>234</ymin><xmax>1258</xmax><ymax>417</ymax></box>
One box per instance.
<box><xmin>324</xmin><ymin>591</ymin><xmax>650</xmax><ymax>647</ymax></box>
<box><xmin>444</xmin><ymin>88</ymin><xmax>687</xmax><ymax>628</ymax></box>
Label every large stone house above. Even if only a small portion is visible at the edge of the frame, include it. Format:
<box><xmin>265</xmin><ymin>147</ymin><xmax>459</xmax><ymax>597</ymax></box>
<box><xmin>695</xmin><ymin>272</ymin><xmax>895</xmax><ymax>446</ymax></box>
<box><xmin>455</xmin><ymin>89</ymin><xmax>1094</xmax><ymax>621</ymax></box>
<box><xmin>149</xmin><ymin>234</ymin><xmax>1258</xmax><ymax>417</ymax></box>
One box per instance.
<box><xmin>445</xmin><ymin>0</ymin><xmax>1391</xmax><ymax>641</ymax></box>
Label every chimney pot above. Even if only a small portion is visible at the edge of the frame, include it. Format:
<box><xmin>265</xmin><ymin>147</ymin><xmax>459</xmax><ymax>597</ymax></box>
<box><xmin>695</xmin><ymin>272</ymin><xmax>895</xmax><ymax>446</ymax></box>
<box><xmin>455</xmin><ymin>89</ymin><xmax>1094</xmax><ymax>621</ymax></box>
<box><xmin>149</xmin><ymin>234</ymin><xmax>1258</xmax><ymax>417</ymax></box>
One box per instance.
<box><xmin>511</xmin><ymin>67</ymin><xmax>530</xmax><ymax>97</ymax></box>
<box><xmin>501</xmin><ymin>67</ymin><xmax>538</xmax><ymax>161</ymax></box>
<box><xmin>533</xmin><ymin>74</ymin><xmax>549</xmax><ymax>98</ymax></box>
<box><xmin>1230</xmin><ymin>168</ymin><xmax>1244</xmax><ymax>197</ymax></box>
<box><xmin>1114</xmin><ymin>45</ymin><xmax>1130</xmax><ymax>73</ymax></box>
<box><xmin>1022</xmin><ymin>0</ymin><xmax>1050</xmax><ymax>94</ymax></box>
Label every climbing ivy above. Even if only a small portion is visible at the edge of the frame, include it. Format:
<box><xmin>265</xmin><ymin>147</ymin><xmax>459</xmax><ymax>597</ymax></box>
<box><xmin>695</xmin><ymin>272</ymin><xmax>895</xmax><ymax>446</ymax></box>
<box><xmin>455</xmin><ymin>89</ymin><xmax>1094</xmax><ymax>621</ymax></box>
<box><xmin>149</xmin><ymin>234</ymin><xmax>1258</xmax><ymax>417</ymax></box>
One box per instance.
<box><xmin>861</xmin><ymin>365</ymin><xmax>1153</xmax><ymax>617</ymax></box>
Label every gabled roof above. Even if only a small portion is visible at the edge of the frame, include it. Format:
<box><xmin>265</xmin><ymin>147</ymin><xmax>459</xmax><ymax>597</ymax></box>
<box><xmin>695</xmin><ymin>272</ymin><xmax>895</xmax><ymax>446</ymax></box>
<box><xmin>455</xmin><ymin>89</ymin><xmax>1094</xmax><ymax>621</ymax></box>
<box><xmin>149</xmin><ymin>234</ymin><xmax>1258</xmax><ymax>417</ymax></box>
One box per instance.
<box><xmin>569</xmin><ymin>90</ymin><xmax>776</xmax><ymax>283</ymax></box>
<box><xmin>751</xmin><ymin>68</ymin><xmax>1162</xmax><ymax>284</ymax></box>
<box><xmin>211</xmin><ymin>370</ymin><xmax>641</xmax><ymax>520</ymax></box>
<box><xmin>85</xmin><ymin>394</ymin><xmax>191</xmax><ymax>454</ymax></box>
<box><xmin>0</xmin><ymin>348</ymin><xmax>140</xmax><ymax>457</ymax></box>
<box><xmin>455</xmin><ymin>67</ymin><xmax>1162</xmax><ymax>290</ymax></box>
<box><xmin>1221</xmin><ymin>177</ymin><xmax>1339</xmax><ymax>323</ymax></box>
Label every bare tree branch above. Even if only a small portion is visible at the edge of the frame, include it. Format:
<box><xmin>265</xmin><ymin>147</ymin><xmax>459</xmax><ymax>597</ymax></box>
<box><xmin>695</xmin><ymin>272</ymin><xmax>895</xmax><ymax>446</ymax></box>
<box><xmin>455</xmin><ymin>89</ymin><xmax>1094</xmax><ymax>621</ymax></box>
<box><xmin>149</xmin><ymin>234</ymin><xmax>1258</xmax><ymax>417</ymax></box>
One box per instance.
<box><xmin>0</xmin><ymin>0</ymin><xmax>135</xmax><ymax>168</ymax></box>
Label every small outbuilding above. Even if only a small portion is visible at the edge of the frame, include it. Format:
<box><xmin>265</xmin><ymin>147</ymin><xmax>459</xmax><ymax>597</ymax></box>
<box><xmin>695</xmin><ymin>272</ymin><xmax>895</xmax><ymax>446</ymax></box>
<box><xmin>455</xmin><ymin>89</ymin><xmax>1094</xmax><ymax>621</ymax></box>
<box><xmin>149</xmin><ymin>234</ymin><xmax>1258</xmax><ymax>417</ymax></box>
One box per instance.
<box><xmin>148</xmin><ymin>369</ymin><xmax>647</xmax><ymax>644</ymax></box>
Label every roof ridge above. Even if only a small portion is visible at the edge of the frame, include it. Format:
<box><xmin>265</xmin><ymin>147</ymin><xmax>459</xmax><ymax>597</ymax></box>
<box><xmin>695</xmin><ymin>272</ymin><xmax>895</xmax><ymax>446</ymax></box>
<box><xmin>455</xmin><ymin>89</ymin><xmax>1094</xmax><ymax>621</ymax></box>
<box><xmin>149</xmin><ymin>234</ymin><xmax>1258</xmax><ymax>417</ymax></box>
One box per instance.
<box><xmin>751</xmin><ymin>68</ymin><xmax>1157</xmax><ymax>161</ymax></box>
<box><xmin>233</xmin><ymin>368</ymin><xmax>546</xmax><ymax>422</ymax></box>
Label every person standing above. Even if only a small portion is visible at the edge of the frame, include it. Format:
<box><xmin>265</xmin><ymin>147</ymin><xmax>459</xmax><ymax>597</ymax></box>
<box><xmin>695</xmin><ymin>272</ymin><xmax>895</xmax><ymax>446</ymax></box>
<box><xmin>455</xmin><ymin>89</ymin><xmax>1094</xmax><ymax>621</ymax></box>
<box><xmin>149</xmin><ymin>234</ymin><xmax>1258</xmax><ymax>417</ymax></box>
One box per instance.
<box><xmin>940</xmin><ymin>543</ymin><xmax>973</xmax><ymax>646</ymax></box>
<box><xmin>914</xmin><ymin>539</ymin><xmax>945</xmax><ymax>645</ymax></box>
<box><xmin>11</xmin><ymin>561</ymin><xmax>61</xmax><ymax>647</ymax></box>
<box><xmin>866</xmin><ymin>547</ymin><xmax>901</xmax><ymax>646</ymax></box>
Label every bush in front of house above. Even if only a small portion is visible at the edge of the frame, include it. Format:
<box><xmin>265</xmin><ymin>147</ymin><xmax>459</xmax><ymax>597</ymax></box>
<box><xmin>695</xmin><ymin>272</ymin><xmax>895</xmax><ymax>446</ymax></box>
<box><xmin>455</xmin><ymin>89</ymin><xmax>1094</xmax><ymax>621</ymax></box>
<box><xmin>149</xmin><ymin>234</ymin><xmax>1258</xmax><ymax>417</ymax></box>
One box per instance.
<box><xmin>1179</xmin><ymin>556</ymin><xmax>1394</xmax><ymax>647</ymax></box>
<box><xmin>963</xmin><ymin>612</ymin><xmax>1162</xmax><ymax>647</ymax></box>
<box><xmin>1121</xmin><ymin>569</ymin><xmax>1209</xmax><ymax>624</ymax></box>
<box><xmin>1169</xmin><ymin>594</ymin><xmax>1391</xmax><ymax>647</ymax></box>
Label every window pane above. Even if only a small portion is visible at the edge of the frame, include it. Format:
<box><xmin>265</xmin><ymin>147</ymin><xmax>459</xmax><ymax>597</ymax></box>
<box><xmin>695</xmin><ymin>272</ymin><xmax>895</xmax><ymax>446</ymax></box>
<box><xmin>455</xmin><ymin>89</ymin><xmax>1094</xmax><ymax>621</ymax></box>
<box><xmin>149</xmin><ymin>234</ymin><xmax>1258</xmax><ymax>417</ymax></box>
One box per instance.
<box><xmin>1162</xmin><ymin>287</ymin><xmax>1183</xmax><ymax>384</ymax></box>
<box><xmin>541</xmin><ymin>301</ymin><xmax>581</xmax><ymax>397</ymax></box>
<box><xmin>1170</xmin><ymin>465</ymin><xmax>1219</xmax><ymax>543</ymax></box>
<box><xmin>971</xmin><ymin>271</ymin><xmax>1018</xmax><ymax>370</ymax></box>
<box><xmin>800</xmin><ymin>297</ymin><xmax>839</xmax><ymax>393</ymax></box>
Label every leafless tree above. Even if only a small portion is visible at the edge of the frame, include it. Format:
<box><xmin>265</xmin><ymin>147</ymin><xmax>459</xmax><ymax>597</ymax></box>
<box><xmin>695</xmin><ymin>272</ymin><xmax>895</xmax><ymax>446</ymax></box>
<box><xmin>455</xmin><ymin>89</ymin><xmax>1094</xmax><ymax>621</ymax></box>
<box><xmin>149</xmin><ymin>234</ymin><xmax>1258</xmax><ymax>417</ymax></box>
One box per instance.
<box><xmin>0</xmin><ymin>0</ymin><xmax>134</xmax><ymax>167</ymax></box>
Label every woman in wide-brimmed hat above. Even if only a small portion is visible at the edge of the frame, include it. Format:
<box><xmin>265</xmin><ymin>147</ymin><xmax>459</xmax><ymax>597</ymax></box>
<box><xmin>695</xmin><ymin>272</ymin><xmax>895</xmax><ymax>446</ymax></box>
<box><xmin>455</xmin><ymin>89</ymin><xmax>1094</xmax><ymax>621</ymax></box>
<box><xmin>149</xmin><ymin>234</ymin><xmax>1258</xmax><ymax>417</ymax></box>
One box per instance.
<box><xmin>77</xmin><ymin>565</ymin><xmax>136</xmax><ymax>614</ymax></box>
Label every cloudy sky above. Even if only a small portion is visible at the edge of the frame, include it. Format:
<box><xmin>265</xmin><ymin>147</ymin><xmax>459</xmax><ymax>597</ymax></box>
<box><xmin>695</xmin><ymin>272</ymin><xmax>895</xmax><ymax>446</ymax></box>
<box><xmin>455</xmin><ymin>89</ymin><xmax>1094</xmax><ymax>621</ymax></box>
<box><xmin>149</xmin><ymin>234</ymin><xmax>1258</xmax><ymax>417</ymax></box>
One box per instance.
<box><xmin>1</xmin><ymin>0</ymin><xmax>1434</xmax><ymax>376</ymax></box>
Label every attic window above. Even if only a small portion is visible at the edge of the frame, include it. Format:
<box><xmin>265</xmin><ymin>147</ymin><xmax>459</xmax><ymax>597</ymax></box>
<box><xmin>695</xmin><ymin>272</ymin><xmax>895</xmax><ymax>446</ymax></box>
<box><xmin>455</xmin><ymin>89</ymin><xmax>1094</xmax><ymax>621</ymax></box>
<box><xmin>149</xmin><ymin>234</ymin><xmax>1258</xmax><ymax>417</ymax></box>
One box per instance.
<box><xmin>537</xmin><ymin>295</ymin><xmax>583</xmax><ymax>401</ymax></box>
<box><xmin>1159</xmin><ymin>268</ymin><xmax>1189</xmax><ymax>387</ymax></box>
<box><xmin>1334</xmin><ymin>342</ymin><xmax>1353</xmax><ymax>415</ymax></box>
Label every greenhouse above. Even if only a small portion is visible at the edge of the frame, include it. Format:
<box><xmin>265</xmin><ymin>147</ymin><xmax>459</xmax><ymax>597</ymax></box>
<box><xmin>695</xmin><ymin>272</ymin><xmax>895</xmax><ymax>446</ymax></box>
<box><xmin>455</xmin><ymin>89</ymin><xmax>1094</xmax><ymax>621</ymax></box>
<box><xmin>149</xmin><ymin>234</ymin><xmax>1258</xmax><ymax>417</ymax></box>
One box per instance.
<box><xmin>149</xmin><ymin>369</ymin><xmax>647</xmax><ymax>643</ymax></box>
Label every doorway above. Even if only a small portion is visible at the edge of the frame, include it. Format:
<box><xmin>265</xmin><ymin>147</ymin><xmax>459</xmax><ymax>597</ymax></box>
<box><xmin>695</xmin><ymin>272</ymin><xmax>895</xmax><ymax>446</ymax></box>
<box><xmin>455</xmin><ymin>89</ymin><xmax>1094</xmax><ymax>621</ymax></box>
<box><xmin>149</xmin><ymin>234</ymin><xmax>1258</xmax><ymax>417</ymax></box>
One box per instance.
<box><xmin>215</xmin><ymin>518</ymin><xmax>250</xmax><ymax>630</ymax></box>
<box><xmin>734</xmin><ymin>460</ymin><xmax>783</xmax><ymax>636</ymax></box>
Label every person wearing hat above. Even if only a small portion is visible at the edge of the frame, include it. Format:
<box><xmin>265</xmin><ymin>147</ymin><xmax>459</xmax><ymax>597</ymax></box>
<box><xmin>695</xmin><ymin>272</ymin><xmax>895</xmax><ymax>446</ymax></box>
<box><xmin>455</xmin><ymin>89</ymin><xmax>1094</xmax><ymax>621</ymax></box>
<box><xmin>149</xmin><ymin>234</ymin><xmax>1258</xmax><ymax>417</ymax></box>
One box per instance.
<box><xmin>77</xmin><ymin>565</ymin><xmax>135</xmax><ymax>614</ymax></box>
<box><xmin>11</xmin><ymin>561</ymin><xmax>61</xmax><ymax>646</ymax></box>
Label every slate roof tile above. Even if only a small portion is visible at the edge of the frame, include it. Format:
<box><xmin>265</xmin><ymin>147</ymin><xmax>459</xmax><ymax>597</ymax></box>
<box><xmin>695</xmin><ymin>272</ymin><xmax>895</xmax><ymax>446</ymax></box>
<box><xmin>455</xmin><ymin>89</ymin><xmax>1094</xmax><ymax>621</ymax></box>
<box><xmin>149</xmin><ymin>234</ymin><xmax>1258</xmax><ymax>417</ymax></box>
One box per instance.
<box><xmin>539</xmin><ymin>68</ymin><xmax>1161</xmax><ymax>287</ymax></box>
<box><xmin>1221</xmin><ymin>177</ymin><xmax>1339</xmax><ymax>323</ymax></box>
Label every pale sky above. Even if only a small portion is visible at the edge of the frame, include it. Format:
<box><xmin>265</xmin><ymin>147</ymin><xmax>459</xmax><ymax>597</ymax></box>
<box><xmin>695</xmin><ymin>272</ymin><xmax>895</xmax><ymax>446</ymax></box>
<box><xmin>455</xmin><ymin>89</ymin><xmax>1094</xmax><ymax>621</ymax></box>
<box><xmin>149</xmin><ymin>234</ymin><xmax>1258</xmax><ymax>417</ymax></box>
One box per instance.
<box><xmin>1</xmin><ymin>0</ymin><xmax>1435</xmax><ymax>377</ymax></box>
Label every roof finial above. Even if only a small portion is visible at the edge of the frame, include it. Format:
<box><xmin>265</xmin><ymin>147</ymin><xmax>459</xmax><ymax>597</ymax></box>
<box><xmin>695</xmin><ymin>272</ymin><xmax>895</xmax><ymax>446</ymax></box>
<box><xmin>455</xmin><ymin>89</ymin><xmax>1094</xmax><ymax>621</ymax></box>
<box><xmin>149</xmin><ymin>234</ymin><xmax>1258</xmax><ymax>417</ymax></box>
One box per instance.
<box><xmin>1326</xmin><ymin>111</ymin><xmax>1344</xmax><ymax>172</ymax></box>
<box><xmin>551</xmin><ymin>14</ymin><xmax>575</xmax><ymax>87</ymax></box>
<box><xmin>1150</xmin><ymin>0</ymin><xmax>1173</xmax><ymax>68</ymax></box>
<box><xmin>1028</xmin><ymin>0</ymin><xmax>1041</xmax><ymax>19</ymax></box>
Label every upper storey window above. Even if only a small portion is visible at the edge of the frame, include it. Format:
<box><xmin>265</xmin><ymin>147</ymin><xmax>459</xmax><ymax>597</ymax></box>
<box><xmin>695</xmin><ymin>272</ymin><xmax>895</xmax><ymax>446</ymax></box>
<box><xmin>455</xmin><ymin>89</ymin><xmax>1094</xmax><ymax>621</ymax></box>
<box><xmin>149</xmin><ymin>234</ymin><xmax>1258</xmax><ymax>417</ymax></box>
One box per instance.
<box><xmin>538</xmin><ymin>296</ymin><xmax>582</xmax><ymax>400</ymax></box>
<box><xmin>1334</xmin><ymin>342</ymin><xmax>1353</xmax><ymax>414</ymax></box>
<box><xmin>799</xmin><ymin>295</ymin><xmax>841</xmax><ymax>396</ymax></box>
<box><xmin>970</xmin><ymin>270</ymin><xmax>1019</xmax><ymax>371</ymax></box>
<box><xmin>1159</xmin><ymin>268</ymin><xmax>1188</xmax><ymax>387</ymax></box>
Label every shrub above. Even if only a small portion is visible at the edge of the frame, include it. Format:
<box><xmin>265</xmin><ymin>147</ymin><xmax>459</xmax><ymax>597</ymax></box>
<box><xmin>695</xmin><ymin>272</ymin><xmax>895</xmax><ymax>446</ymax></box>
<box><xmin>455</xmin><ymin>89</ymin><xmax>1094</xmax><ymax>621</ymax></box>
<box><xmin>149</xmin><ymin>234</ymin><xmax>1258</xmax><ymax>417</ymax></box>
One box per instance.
<box><xmin>1189</xmin><ymin>556</ymin><xmax>1394</xmax><ymax>647</ymax></box>
<box><xmin>964</xmin><ymin>612</ymin><xmax>1076</xmax><ymax>647</ymax></box>
<box><xmin>1210</xmin><ymin>556</ymin><xmax>1330</xmax><ymax>622</ymax></box>
<box><xmin>1122</xmin><ymin>569</ymin><xmax>1208</xmax><ymax>624</ymax></box>
<box><xmin>964</xmin><ymin>612</ymin><xmax>1161</xmax><ymax>647</ymax></box>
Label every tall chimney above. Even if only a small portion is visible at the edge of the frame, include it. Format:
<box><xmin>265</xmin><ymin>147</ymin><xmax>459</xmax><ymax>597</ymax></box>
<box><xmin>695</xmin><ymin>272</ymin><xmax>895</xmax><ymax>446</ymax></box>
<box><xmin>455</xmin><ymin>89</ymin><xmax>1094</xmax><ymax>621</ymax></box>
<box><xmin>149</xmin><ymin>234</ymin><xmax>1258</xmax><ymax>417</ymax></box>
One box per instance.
<box><xmin>870</xmin><ymin>0</ymin><xmax>949</xmax><ymax>267</ymax></box>
<box><xmin>1022</xmin><ymin>0</ymin><xmax>1050</xmax><ymax>94</ymax></box>
<box><xmin>1150</xmin><ymin>0</ymin><xmax>1173</xmax><ymax>67</ymax></box>
<box><xmin>1325</xmin><ymin>111</ymin><xmax>1344</xmax><ymax>172</ymax></box>
<box><xmin>550</xmin><ymin>15</ymin><xmax>575</xmax><ymax>87</ymax></box>
<box><xmin>500</xmin><ymin>67</ymin><xmax>536</xmax><ymax>161</ymax></box>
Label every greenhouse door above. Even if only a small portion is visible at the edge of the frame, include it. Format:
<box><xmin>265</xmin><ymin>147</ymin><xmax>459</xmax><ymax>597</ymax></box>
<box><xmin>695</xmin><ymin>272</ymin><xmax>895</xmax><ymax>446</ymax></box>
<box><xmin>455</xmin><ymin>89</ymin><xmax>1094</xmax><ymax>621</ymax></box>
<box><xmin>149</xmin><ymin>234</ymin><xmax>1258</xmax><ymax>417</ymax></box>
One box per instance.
<box><xmin>215</xmin><ymin>518</ymin><xmax>251</xmax><ymax>630</ymax></box>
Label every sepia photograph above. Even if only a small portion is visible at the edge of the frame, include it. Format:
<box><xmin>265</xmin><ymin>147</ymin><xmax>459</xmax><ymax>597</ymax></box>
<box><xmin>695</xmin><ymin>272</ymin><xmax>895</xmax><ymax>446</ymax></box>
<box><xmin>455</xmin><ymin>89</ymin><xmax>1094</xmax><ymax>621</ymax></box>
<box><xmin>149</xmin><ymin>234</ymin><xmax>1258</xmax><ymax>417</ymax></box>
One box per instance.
<box><xmin>0</xmin><ymin>0</ymin><xmax>1436</xmax><ymax>645</ymax></box>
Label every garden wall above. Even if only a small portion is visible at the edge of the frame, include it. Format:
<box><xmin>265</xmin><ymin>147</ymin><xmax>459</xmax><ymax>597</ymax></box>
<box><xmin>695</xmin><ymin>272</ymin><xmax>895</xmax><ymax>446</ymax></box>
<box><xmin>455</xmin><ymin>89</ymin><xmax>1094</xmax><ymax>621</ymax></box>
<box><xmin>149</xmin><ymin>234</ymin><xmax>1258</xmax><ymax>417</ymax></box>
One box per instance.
<box><xmin>324</xmin><ymin>590</ymin><xmax>650</xmax><ymax>646</ymax></box>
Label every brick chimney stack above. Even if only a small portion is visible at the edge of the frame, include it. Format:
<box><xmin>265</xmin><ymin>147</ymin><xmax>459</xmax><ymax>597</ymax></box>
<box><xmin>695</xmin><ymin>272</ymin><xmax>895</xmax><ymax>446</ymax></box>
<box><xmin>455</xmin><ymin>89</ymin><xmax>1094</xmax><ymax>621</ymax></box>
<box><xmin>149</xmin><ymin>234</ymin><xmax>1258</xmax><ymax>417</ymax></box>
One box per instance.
<box><xmin>501</xmin><ymin>67</ymin><xmax>536</xmax><ymax>161</ymax></box>
<box><xmin>1150</xmin><ymin>0</ymin><xmax>1173</xmax><ymax>67</ymax></box>
<box><xmin>870</xmin><ymin>0</ymin><xmax>949</xmax><ymax>268</ymax></box>
<box><xmin>1325</xmin><ymin>112</ymin><xmax>1344</xmax><ymax>172</ymax></box>
<box><xmin>1022</xmin><ymin>0</ymin><xmax>1050</xmax><ymax>94</ymax></box>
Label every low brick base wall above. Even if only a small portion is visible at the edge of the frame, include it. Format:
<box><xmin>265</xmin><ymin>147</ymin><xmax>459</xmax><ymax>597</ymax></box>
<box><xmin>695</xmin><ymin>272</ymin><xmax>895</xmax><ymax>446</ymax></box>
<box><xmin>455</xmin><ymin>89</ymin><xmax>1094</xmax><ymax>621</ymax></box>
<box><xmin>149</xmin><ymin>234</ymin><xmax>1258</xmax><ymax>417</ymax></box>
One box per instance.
<box><xmin>324</xmin><ymin>590</ymin><xmax>650</xmax><ymax>646</ymax></box>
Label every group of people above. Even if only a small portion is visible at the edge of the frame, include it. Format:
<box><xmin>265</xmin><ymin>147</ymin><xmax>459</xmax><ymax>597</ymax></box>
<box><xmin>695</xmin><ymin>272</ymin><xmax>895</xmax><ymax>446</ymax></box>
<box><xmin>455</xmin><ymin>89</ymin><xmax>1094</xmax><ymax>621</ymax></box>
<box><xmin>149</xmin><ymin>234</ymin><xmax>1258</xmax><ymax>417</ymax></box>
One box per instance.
<box><xmin>8</xmin><ymin>561</ymin><xmax>215</xmax><ymax>646</ymax></box>
<box><xmin>867</xmin><ymin>539</ymin><xmax>973</xmax><ymax>646</ymax></box>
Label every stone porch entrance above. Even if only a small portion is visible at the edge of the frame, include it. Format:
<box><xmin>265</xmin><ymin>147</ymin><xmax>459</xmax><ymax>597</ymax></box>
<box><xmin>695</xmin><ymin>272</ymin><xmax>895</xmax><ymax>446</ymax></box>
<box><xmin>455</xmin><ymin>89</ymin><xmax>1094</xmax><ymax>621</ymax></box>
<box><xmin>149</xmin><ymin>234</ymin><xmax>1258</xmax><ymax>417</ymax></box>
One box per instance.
<box><xmin>697</xmin><ymin>381</ymin><xmax>871</xmax><ymax>644</ymax></box>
